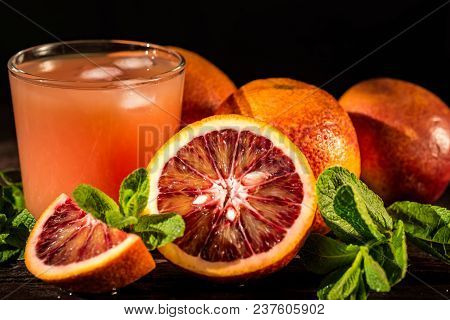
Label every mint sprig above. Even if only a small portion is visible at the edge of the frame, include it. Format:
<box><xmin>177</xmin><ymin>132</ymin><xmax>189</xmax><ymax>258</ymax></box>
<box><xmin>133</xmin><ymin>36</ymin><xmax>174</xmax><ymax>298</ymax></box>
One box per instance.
<box><xmin>304</xmin><ymin>166</ymin><xmax>407</xmax><ymax>299</ymax></box>
<box><xmin>307</xmin><ymin>166</ymin><xmax>450</xmax><ymax>299</ymax></box>
<box><xmin>0</xmin><ymin>170</ymin><xmax>36</xmax><ymax>265</ymax></box>
<box><xmin>73</xmin><ymin>168</ymin><xmax>184</xmax><ymax>250</ymax></box>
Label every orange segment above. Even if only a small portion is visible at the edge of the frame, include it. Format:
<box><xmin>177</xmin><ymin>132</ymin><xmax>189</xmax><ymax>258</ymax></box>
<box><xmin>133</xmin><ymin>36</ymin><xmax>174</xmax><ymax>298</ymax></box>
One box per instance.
<box><xmin>25</xmin><ymin>194</ymin><xmax>155</xmax><ymax>293</ymax></box>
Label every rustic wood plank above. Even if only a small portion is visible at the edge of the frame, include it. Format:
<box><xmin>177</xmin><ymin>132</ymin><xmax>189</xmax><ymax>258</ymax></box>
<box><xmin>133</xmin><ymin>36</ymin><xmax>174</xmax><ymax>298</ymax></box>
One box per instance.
<box><xmin>0</xmin><ymin>247</ymin><xmax>448</xmax><ymax>300</ymax></box>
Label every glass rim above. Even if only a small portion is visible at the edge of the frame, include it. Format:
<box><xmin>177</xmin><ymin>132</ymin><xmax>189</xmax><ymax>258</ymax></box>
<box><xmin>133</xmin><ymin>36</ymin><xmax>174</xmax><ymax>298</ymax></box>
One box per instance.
<box><xmin>7</xmin><ymin>39</ymin><xmax>186</xmax><ymax>88</ymax></box>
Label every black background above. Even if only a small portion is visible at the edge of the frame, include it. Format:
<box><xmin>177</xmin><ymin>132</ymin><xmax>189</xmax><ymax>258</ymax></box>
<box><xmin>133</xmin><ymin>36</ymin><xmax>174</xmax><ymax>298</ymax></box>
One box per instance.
<box><xmin>0</xmin><ymin>0</ymin><xmax>448</xmax><ymax>142</ymax></box>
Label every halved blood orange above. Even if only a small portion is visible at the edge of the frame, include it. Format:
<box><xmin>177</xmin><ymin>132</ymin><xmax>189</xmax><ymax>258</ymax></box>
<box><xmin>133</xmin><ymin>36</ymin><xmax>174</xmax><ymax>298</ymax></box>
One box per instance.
<box><xmin>25</xmin><ymin>194</ymin><xmax>155</xmax><ymax>293</ymax></box>
<box><xmin>147</xmin><ymin>115</ymin><xmax>317</xmax><ymax>279</ymax></box>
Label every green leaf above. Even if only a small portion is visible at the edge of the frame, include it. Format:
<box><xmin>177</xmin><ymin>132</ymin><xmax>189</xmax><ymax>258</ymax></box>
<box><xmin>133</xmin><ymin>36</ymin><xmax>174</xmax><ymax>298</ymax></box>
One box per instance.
<box><xmin>369</xmin><ymin>222</ymin><xmax>408</xmax><ymax>287</ymax></box>
<box><xmin>355</xmin><ymin>270</ymin><xmax>368</xmax><ymax>300</ymax></box>
<box><xmin>3</xmin><ymin>234</ymin><xmax>25</xmax><ymax>248</ymax></box>
<box><xmin>0</xmin><ymin>185</ymin><xmax>25</xmax><ymax>215</ymax></box>
<box><xmin>73</xmin><ymin>184</ymin><xmax>119</xmax><ymax>221</ymax></box>
<box><xmin>119</xmin><ymin>168</ymin><xmax>149</xmax><ymax>217</ymax></box>
<box><xmin>0</xmin><ymin>233</ymin><xmax>8</xmax><ymax>245</ymax></box>
<box><xmin>0</xmin><ymin>245</ymin><xmax>21</xmax><ymax>264</ymax></box>
<box><xmin>319</xmin><ymin>249</ymin><xmax>364</xmax><ymax>300</ymax></box>
<box><xmin>369</xmin><ymin>244</ymin><xmax>402</xmax><ymax>285</ymax></box>
<box><xmin>0</xmin><ymin>171</ymin><xmax>33</xmax><ymax>265</ymax></box>
<box><xmin>302</xmin><ymin>234</ymin><xmax>360</xmax><ymax>274</ymax></box>
<box><xmin>316</xmin><ymin>167</ymin><xmax>392</xmax><ymax>242</ymax></box>
<box><xmin>317</xmin><ymin>267</ymin><xmax>347</xmax><ymax>300</ymax></box>
<box><xmin>432</xmin><ymin>226</ymin><xmax>450</xmax><ymax>243</ymax></box>
<box><xmin>389</xmin><ymin>220</ymin><xmax>408</xmax><ymax>281</ymax></box>
<box><xmin>388</xmin><ymin>201</ymin><xmax>449</xmax><ymax>243</ymax></box>
<box><xmin>333</xmin><ymin>185</ymin><xmax>386</xmax><ymax>242</ymax></box>
<box><xmin>134</xmin><ymin>213</ymin><xmax>185</xmax><ymax>250</ymax></box>
<box><xmin>362</xmin><ymin>248</ymin><xmax>391</xmax><ymax>292</ymax></box>
<box><xmin>0</xmin><ymin>170</ymin><xmax>25</xmax><ymax>213</ymax></box>
<box><xmin>388</xmin><ymin>201</ymin><xmax>449</xmax><ymax>264</ymax></box>
<box><xmin>11</xmin><ymin>209</ymin><xmax>35</xmax><ymax>232</ymax></box>
<box><xmin>105</xmin><ymin>211</ymin><xmax>138</xmax><ymax>229</ymax></box>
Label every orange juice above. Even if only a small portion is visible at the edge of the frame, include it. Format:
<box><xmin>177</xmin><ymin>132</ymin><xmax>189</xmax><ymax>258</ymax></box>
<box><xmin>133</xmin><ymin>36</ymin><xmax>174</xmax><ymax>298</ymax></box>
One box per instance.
<box><xmin>8</xmin><ymin>41</ymin><xmax>185</xmax><ymax>217</ymax></box>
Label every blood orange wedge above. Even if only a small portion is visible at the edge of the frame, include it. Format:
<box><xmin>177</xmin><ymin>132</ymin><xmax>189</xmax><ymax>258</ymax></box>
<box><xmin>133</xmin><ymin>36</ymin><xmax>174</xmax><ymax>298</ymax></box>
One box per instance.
<box><xmin>146</xmin><ymin>115</ymin><xmax>317</xmax><ymax>279</ymax></box>
<box><xmin>25</xmin><ymin>194</ymin><xmax>155</xmax><ymax>293</ymax></box>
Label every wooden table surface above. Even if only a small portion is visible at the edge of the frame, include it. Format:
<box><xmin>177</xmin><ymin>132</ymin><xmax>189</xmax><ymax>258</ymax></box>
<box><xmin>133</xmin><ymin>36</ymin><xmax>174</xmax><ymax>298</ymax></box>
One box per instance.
<box><xmin>0</xmin><ymin>139</ymin><xmax>449</xmax><ymax>300</ymax></box>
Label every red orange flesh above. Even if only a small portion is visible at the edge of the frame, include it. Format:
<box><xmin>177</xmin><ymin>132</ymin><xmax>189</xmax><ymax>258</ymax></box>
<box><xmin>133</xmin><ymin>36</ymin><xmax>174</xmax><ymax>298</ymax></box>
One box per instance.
<box><xmin>147</xmin><ymin>115</ymin><xmax>316</xmax><ymax>279</ymax></box>
<box><xmin>25</xmin><ymin>194</ymin><xmax>155</xmax><ymax>293</ymax></box>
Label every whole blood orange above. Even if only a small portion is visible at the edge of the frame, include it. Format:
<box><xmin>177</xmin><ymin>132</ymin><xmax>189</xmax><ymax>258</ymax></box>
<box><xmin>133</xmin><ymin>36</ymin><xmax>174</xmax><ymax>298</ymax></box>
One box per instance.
<box><xmin>25</xmin><ymin>194</ymin><xmax>155</xmax><ymax>293</ymax></box>
<box><xmin>340</xmin><ymin>78</ymin><xmax>450</xmax><ymax>203</ymax></box>
<box><xmin>146</xmin><ymin>115</ymin><xmax>317</xmax><ymax>280</ymax></box>
<box><xmin>215</xmin><ymin>78</ymin><xmax>360</xmax><ymax>234</ymax></box>
<box><xmin>168</xmin><ymin>46</ymin><xmax>236</xmax><ymax>126</ymax></box>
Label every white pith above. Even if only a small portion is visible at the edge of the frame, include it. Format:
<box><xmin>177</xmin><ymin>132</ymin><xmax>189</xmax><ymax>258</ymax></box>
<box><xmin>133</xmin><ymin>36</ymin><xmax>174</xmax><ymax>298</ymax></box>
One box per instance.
<box><xmin>146</xmin><ymin>115</ymin><xmax>317</xmax><ymax>277</ymax></box>
<box><xmin>191</xmin><ymin>176</ymin><xmax>251</xmax><ymax>216</ymax></box>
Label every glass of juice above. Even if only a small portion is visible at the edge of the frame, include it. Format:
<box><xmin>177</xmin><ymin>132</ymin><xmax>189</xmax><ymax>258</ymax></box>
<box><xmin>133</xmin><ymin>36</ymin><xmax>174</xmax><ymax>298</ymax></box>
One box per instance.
<box><xmin>8</xmin><ymin>40</ymin><xmax>185</xmax><ymax>217</ymax></box>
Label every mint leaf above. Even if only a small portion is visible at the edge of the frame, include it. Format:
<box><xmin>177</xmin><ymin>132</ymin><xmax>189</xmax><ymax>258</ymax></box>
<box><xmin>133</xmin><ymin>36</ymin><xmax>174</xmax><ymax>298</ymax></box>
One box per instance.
<box><xmin>388</xmin><ymin>201</ymin><xmax>449</xmax><ymax>264</ymax></box>
<box><xmin>11</xmin><ymin>209</ymin><xmax>35</xmax><ymax>231</ymax></box>
<box><xmin>3</xmin><ymin>234</ymin><xmax>25</xmax><ymax>248</ymax></box>
<box><xmin>73</xmin><ymin>184</ymin><xmax>119</xmax><ymax>221</ymax></box>
<box><xmin>333</xmin><ymin>185</ymin><xmax>386</xmax><ymax>242</ymax></box>
<box><xmin>388</xmin><ymin>202</ymin><xmax>449</xmax><ymax>242</ymax></box>
<box><xmin>317</xmin><ymin>167</ymin><xmax>393</xmax><ymax>240</ymax></box>
<box><xmin>389</xmin><ymin>220</ymin><xmax>408</xmax><ymax>282</ymax></box>
<box><xmin>119</xmin><ymin>168</ymin><xmax>149</xmax><ymax>218</ymax></box>
<box><xmin>362</xmin><ymin>247</ymin><xmax>391</xmax><ymax>292</ymax></box>
<box><xmin>433</xmin><ymin>226</ymin><xmax>450</xmax><ymax>243</ymax></box>
<box><xmin>302</xmin><ymin>234</ymin><xmax>360</xmax><ymax>274</ymax></box>
<box><xmin>369</xmin><ymin>222</ymin><xmax>407</xmax><ymax>287</ymax></box>
<box><xmin>0</xmin><ymin>182</ymin><xmax>25</xmax><ymax>216</ymax></box>
<box><xmin>0</xmin><ymin>246</ymin><xmax>21</xmax><ymax>264</ymax></box>
<box><xmin>0</xmin><ymin>233</ymin><xmax>8</xmax><ymax>244</ymax></box>
<box><xmin>0</xmin><ymin>171</ymin><xmax>35</xmax><ymax>265</ymax></box>
<box><xmin>366</xmin><ymin>221</ymin><xmax>407</xmax><ymax>287</ymax></box>
<box><xmin>319</xmin><ymin>249</ymin><xmax>363</xmax><ymax>300</ymax></box>
<box><xmin>134</xmin><ymin>213</ymin><xmax>185</xmax><ymax>250</ymax></box>
<box><xmin>105</xmin><ymin>211</ymin><xmax>138</xmax><ymax>229</ymax></box>
<box><xmin>369</xmin><ymin>244</ymin><xmax>402</xmax><ymax>285</ymax></box>
<box><xmin>355</xmin><ymin>271</ymin><xmax>368</xmax><ymax>300</ymax></box>
<box><xmin>317</xmin><ymin>267</ymin><xmax>347</xmax><ymax>300</ymax></box>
